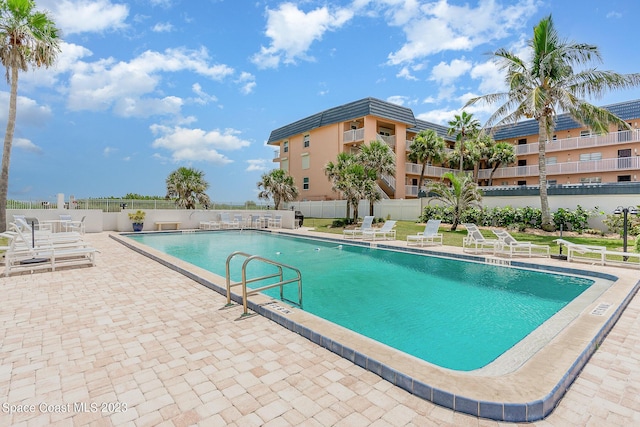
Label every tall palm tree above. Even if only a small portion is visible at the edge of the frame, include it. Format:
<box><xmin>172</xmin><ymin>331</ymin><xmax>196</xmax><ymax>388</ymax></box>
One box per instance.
<box><xmin>466</xmin><ymin>14</ymin><xmax>640</xmax><ymax>230</ymax></box>
<box><xmin>407</xmin><ymin>129</ymin><xmax>445</xmax><ymax>194</ymax></box>
<box><xmin>166</xmin><ymin>167</ymin><xmax>211</xmax><ymax>209</ymax></box>
<box><xmin>426</xmin><ymin>172</ymin><xmax>482</xmax><ymax>231</ymax></box>
<box><xmin>467</xmin><ymin>132</ymin><xmax>494</xmax><ymax>183</ymax></box>
<box><xmin>324</xmin><ymin>152</ymin><xmax>356</xmax><ymax>219</ymax></box>
<box><xmin>257</xmin><ymin>168</ymin><xmax>298</xmax><ymax>210</ymax></box>
<box><xmin>0</xmin><ymin>0</ymin><xmax>60</xmax><ymax>232</ymax></box>
<box><xmin>447</xmin><ymin>111</ymin><xmax>480</xmax><ymax>172</ymax></box>
<box><xmin>487</xmin><ymin>142</ymin><xmax>517</xmax><ymax>186</ymax></box>
<box><xmin>358</xmin><ymin>140</ymin><xmax>395</xmax><ymax>215</ymax></box>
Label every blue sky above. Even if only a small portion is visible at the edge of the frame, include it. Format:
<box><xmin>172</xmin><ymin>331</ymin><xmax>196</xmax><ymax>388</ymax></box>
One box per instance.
<box><xmin>5</xmin><ymin>0</ymin><xmax>640</xmax><ymax>203</ymax></box>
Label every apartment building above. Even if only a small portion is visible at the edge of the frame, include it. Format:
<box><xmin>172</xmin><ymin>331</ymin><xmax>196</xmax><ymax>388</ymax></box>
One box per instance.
<box><xmin>267</xmin><ymin>97</ymin><xmax>640</xmax><ymax>200</ymax></box>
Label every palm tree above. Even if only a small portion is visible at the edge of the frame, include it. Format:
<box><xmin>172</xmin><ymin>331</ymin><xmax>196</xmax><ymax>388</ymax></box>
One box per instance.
<box><xmin>465</xmin><ymin>14</ymin><xmax>640</xmax><ymax>230</ymax></box>
<box><xmin>166</xmin><ymin>167</ymin><xmax>211</xmax><ymax>209</ymax></box>
<box><xmin>426</xmin><ymin>172</ymin><xmax>482</xmax><ymax>231</ymax></box>
<box><xmin>447</xmin><ymin>111</ymin><xmax>480</xmax><ymax>172</ymax></box>
<box><xmin>0</xmin><ymin>0</ymin><xmax>60</xmax><ymax>231</ymax></box>
<box><xmin>467</xmin><ymin>132</ymin><xmax>494</xmax><ymax>183</ymax></box>
<box><xmin>257</xmin><ymin>169</ymin><xmax>298</xmax><ymax>210</ymax></box>
<box><xmin>358</xmin><ymin>140</ymin><xmax>395</xmax><ymax>215</ymax></box>
<box><xmin>407</xmin><ymin>129</ymin><xmax>445</xmax><ymax>194</ymax></box>
<box><xmin>487</xmin><ymin>142</ymin><xmax>517</xmax><ymax>186</ymax></box>
<box><xmin>325</xmin><ymin>152</ymin><xmax>354</xmax><ymax>219</ymax></box>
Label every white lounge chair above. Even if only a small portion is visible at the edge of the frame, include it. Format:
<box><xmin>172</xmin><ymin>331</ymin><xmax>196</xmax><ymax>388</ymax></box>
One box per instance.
<box><xmin>462</xmin><ymin>223</ymin><xmax>499</xmax><ymax>254</ymax></box>
<box><xmin>2</xmin><ymin>228</ymin><xmax>97</xmax><ymax>276</ymax></box>
<box><xmin>407</xmin><ymin>219</ymin><xmax>443</xmax><ymax>246</ymax></box>
<box><xmin>363</xmin><ymin>220</ymin><xmax>397</xmax><ymax>241</ymax></box>
<box><xmin>220</xmin><ymin>213</ymin><xmax>240</xmax><ymax>229</ymax></box>
<box><xmin>492</xmin><ymin>229</ymin><xmax>550</xmax><ymax>258</ymax></box>
<box><xmin>554</xmin><ymin>238</ymin><xmax>640</xmax><ymax>267</ymax></box>
<box><xmin>343</xmin><ymin>216</ymin><xmax>375</xmax><ymax>239</ymax></box>
<box><xmin>268</xmin><ymin>215</ymin><xmax>282</xmax><ymax>228</ymax></box>
<box><xmin>12</xmin><ymin>219</ymin><xmax>82</xmax><ymax>243</ymax></box>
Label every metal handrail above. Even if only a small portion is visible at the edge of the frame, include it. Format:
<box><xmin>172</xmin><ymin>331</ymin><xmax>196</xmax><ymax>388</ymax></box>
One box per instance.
<box><xmin>225</xmin><ymin>251</ymin><xmax>303</xmax><ymax>316</ymax></box>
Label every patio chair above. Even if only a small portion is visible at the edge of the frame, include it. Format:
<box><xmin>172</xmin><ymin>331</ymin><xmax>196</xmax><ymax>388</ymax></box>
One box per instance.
<box><xmin>363</xmin><ymin>220</ymin><xmax>397</xmax><ymax>241</ymax></box>
<box><xmin>66</xmin><ymin>216</ymin><xmax>86</xmax><ymax>235</ymax></box>
<box><xmin>407</xmin><ymin>219</ymin><xmax>443</xmax><ymax>246</ymax></box>
<box><xmin>268</xmin><ymin>215</ymin><xmax>282</xmax><ymax>228</ymax></box>
<box><xmin>462</xmin><ymin>223</ymin><xmax>499</xmax><ymax>254</ymax></box>
<box><xmin>220</xmin><ymin>212</ymin><xmax>240</xmax><ymax>229</ymax></box>
<box><xmin>3</xmin><ymin>230</ymin><xmax>97</xmax><ymax>277</ymax></box>
<box><xmin>343</xmin><ymin>216</ymin><xmax>375</xmax><ymax>239</ymax></box>
<box><xmin>492</xmin><ymin>229</ymin><xmax>550</xmax><ymax>258</ymax></box>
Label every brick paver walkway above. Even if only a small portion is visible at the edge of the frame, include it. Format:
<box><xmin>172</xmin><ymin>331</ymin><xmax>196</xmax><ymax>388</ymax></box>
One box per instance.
<box><xmin>1</xmin><ymin>232</ymin><xmax>639</xmax><ymax>426</ymax></box>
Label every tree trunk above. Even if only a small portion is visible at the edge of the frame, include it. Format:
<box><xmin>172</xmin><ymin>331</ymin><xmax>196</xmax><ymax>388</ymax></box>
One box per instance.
<box><xmin>0</xmin><ymin>66</ymin><xmax>19</xmax><ymax>233</ymax></box>
<box><xmin>488</xmin><ymin>162</ymin><xmax>500</xmax><ymax>186</ymax></box>
<box><xmin>418</xmin><ymin>162</ymin><xmax>427</xmax><ymax>190</ymax></box>
<box><xmin>538</xmin><ymin>117</ymin><xmax>554</xmax><ymax>231</ymax></box>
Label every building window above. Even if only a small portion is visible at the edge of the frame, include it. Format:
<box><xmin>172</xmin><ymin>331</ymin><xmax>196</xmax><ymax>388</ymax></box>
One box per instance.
<box><xmin>552</xmin><ymin>134</ymin><xmax>557</xmax><ymax>140</ymax></box>
<box><xmin>281</xmin><ymin>159</ymin><xmax>288</xmax><ymax>171</ymax></box>
<box><xmin>283</xmin><ymin>141</ymin><xmax>289</xmax><ymax>153</ymax></box>
<box><xmin>580</xmin><ymin>177</ymin><xmax>602</xmax><ymax>183</ymax></box>
<box><xmin>579</xmin><ymin>152</ymin><xmax>602</xmax><ymax>161</ymax></box>
<box><xmin>617</xmin><ymin>175</ymin><xmax>631</xmax><ymax>182</ymax></box>
<box><xmin>518</xmin><ymin>159</ymin><xmax>527</xmax><ymax>166</ymax></box>
<box><xmin>580</xmin><ymin>130</ymin><xmax>591</xmax><ymax>138</ymax></box>
<box><xmin>517</xmin><ymin>138</ymin><xmax>527</xmax><ymax>145</ymax></box>
<box><xmin>303</xmin><ymin>177</ymin><xmax>309</xmax><ymax>190</ymax></box>
<box><xmin>517</xmin><ymin>180</ymin><xmax>527</xmax><ymax>186</ymax></box>
<box><xmin>548</xmin><ymin>180</ymin><xmax>557</xmax><ymax>186</ymax></box>
<box><xmin>301</xmin><ymin>153</ymin><xmax>310</xmax><ymax>170</ymax></box>
<box><xmin>303</xmin><ymin>134</ymin><xmax>310</xmax><ymax>148</ymax></box>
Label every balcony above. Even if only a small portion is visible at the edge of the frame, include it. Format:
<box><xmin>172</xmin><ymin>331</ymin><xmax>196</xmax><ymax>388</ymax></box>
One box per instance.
<box><xmin>514</xmin><ymin>129</ymin><xmax>640</xmax><ymax>156</ymax></box>
<box><xmin>405</xmin><ymin>162</ymin><xmax>456</xmax><ymax>177</ymax></box>
<box><xmin>477</xmin><ymin>156</ymin><xmax>640</xmax><ymax>180</ymax></box>
<box><xmin>343</xmin><ymin>128</ymin><xmax>365</xmax><ymax>144</ymax></box>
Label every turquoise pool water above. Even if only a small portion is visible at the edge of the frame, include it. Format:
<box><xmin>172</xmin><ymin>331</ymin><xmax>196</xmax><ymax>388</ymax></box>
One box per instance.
<box><xmin>129</xmin><ymin>230</ymin><xmax>593</xmax><ymax>371</ymax></box>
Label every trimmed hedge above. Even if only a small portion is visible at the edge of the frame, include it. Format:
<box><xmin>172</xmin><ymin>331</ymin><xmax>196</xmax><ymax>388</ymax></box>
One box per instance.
<box><xmin>419</xmin><ymin>205</ymin><xmax>601</xmax><ymax>233</ymax></box>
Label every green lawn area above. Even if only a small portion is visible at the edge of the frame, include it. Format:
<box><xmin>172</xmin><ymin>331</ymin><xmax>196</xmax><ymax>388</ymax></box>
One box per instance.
<box><xmin>302</xmin><ymin>218</ymin><xmax>632</xmax><ymax>255</ymax></box>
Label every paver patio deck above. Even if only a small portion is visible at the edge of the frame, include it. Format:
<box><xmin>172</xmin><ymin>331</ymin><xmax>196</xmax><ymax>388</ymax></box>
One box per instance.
<box><xmin>1</xmin><ymin>231</ymin><xmax>639</xmax><ymax>426</ymax></box>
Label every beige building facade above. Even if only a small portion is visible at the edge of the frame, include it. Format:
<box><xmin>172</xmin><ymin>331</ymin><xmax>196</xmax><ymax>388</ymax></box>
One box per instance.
<box><xmin>267</xmin><ymin>97</ymin><xmax>640</xmax><ymax>200</ymax></box>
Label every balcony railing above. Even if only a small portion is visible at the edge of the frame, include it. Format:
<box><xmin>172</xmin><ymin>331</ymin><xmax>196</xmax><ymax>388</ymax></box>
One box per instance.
<box><xmin>514</xmin><ymin>129</ymin><xmax>640</xmax><ymax>156</ymax></box>
<box><xmin>477</xmin><ymin>156</ymin><xmax>640</xmax><ymax>179</ymax></box>
<box><xmin>343</xmin><ymin>128</ymin><xmax>365</xmax><ymax>144</ymax></box>
<box><xmin>405</xmin><ymin>162</ymin><xmax>456</xmax><ymax>177</ymax></box>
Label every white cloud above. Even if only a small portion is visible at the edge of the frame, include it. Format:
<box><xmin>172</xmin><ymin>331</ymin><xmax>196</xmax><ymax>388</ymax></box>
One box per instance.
<box><xmin>252</xmin><ymin>2</ymin><xmax>354</xmax><ymax>69</ymax></box>
<box><xmin>430</xmin><ymin>58</ymin><xmax>472</xmax><ymax>85</ymax></box>
<box><xmin>396</xmin><ymin>66</ymin><xmax>418</xmax><ymax>81</ymax></box>
<box><xmin>103</xmin><ymin>146</ymin><xmax>116</xmax><ymax>156</ymax></box>
<box><xmin>0</xmin><ymin>93</ymin><xmax>53</xmax><ymax>127</ymax></box>
<box><xmin>113</xmin><ymin>96</ymin><xmax>183</xmax><ymax>118</ymax></box>
<box><xmin>386</xmin><ymin>95</ymin><xmax>410</xmax><ymax>106</ymax></box>
<box><xmin>66</xmin><ymin>47</ymin><xmax>234</xmax><ymax>116</ymax></box>
<box><xmin>191</xmin><ymin>83</ymin><xmax>218</xmax><ymax>105</ymax></box>
<box><xmin>39</xmin><ymin>0</ymin><xmax>129</xmax><ymax>35</ymax></box>
<box><xmin>246</xmin><ymin>159</ymin><xmax>271</xmax><ymax>172</ymax></box>
<box><xmin>14</xmin><ymin>138</ymin><xmax>42</xmax><ymax>154</ymax></box>
<box><xmin>236</xmin><ymin>72</ymin><xmax>256</xmax><ymax>95</ymax></box>
<box><xmin>150</xmin><ymin>125</ymin><xmax>251</xmax><ymax>164</ymax></box>
<box><xmin>386</xmin><ymin>0</ymin><xmax>538</xmax><ymax>65</ymax></box>
<box><xmin>152</xmin><ymin>22</ymin><xmax>174</xmax><ymax>32</ymax></box>
<box><xmin>416</xmin><ymin>107</ymin><xmax>461</xmax><ymax>125</ymax></box>
<box><xmin>469</xmin><ymin>60</ymin><xmax>505</xmax><ymax>94</ymax></box>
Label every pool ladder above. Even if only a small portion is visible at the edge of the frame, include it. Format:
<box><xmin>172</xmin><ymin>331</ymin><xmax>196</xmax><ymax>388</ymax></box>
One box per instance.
<box><xmin>225</xmin><ymin>251</ymin><xmax>303</xmax><ymax>316</ymax></box>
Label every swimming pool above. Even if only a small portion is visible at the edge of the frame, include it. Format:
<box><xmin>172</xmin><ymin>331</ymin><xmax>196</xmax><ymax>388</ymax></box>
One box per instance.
<box><xmin>128</xmin><ymin>230</ymin><xmax>594</xmax><ymax>371</ymax></box>
<box><xmin>117</xmin><ymin>228</ymin><xmax>637</xmax><ymax>421</ymax></box>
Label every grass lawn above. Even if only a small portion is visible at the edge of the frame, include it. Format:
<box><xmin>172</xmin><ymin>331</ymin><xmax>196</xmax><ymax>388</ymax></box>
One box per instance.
<box><xmin>302</xmin><ymin>218</ymin><xmax>633</xmax><ymax>255</ymax></box>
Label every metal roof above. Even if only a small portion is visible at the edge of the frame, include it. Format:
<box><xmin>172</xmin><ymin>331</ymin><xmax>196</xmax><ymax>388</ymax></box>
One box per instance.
<box><xmin>267</xmin><ymin>97</ymin><xmax>417</xmax><ymax>144</ymax></box>
<box><xmin>408</xmin><ymin>119</ymin><xmax>453</xmax><ymax>141</ymax></box>
<box><xmin>267</xmin><ymin>97</ymin><xmax>640</xmax><ymax>144</ymax></box>
<box><xmin>492</xmin><ymin>99</ymin><xmax>640</xmax><ymax>140</ymax></box>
